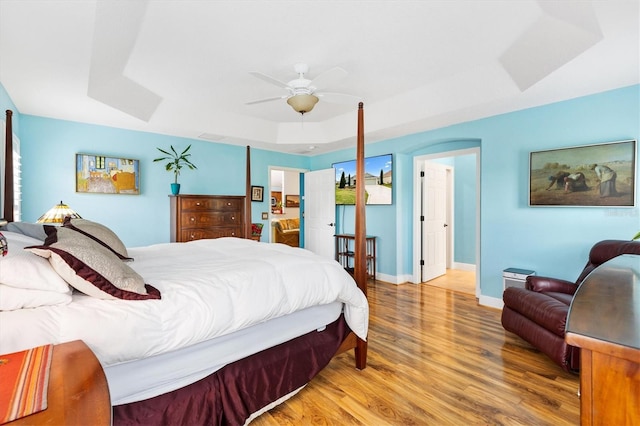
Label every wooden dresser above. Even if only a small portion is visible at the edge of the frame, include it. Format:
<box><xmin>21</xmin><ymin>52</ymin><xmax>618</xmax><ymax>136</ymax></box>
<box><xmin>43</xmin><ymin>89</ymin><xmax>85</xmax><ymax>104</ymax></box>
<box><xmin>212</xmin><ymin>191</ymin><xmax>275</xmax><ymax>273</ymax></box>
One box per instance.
<box><xmin>565</xmin><ymin>254</ymin><xmax>640</xmax><ymax>425</ymax></box>
<box><xmin>170</xmin><ymin>195</ymin><xmax>245</xmax><ymax>242</ymax></box>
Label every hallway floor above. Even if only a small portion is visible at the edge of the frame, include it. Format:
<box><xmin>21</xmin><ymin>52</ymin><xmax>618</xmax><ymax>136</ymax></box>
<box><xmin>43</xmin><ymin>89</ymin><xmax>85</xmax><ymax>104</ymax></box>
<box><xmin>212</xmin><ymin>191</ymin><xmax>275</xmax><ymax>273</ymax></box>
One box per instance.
<box><xmin>423</xmin><ymin>269</ymin><xmax>476</xmax><ymax>295</ymax></box>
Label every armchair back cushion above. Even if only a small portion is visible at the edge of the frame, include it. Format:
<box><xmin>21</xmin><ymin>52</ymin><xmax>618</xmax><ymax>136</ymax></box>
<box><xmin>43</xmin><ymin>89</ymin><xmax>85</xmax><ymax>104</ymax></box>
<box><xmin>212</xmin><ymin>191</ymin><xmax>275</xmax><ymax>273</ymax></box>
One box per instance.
<box><xmin>575</xmin><ymin>239</ymin><xmax>640</xmax><ymax>284</ymax></box>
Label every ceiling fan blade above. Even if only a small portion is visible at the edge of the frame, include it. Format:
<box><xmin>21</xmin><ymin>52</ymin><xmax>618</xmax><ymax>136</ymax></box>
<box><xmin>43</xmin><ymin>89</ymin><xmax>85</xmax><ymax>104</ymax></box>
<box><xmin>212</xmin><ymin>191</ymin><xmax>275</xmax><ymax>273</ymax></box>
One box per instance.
<box><xmin>249</xmin><ymin>71</ymin><xmax>290</xmax><ymax>89</ymax></box>
<box><xmin>245</xmin><ymin>95</ymin><xmax>287</xmax><ymax>105</ymax></box>
<box><xmin>316</xmin><ymin>92</ymin><xmax>362</xmax><ymax>105</ymax></box>
<box><xmin>309</xmin><ymin>67</ymin><xmax>348</xmax><ymax>90</ymax></box>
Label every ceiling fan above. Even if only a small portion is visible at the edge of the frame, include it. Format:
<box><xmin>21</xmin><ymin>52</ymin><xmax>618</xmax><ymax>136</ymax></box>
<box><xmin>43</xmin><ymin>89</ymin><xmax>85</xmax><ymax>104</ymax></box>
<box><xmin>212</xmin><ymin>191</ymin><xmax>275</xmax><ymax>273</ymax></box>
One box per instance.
<box><xmin>246</xmin><ymin>63</ymin><xmax>360</xmax><ymax>115</ymax></box>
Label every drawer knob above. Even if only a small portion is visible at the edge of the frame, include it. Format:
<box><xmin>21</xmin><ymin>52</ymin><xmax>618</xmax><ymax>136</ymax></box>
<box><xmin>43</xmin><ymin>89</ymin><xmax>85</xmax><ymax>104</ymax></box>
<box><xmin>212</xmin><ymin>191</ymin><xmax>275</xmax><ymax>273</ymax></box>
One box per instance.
<box><xmin>190</xmin><ymin>234</ymin><xmax>195</xmax><ymax>239</ymax></box>
<box><xmin>190</xmin><ymin>217</ymin><xmax>195</xmax><ymax>222</ymax></box>
<box><xmin>196</xmin><ymin>202</ymin><xmax>201</xmax><ymax>206</ymax></box>
<box><xmin>227</xmin><ymin>202</ymin><xmax>231</xmax><ymax>206</ymax></box>
<box><xmin>231</xmin><ymin>232</ymin><xmax>235</xmax><ymax>236</ymax></box>
<box><xmin>231</xmin><ymin>216</ymin><xmax>235</xmax><ymax>220</ymax></box>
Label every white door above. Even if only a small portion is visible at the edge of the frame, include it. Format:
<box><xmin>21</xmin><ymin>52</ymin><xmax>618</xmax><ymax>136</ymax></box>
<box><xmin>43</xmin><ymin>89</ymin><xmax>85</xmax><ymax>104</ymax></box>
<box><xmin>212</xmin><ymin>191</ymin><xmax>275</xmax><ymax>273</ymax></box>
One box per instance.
<box><xmin>304</xmin><ymin>168</ymin><xmax>336</xmax><ymax>260</ymax></box>
<box><xmin>422</xmin><ymin>161</ymin><xmax>448</xmax><ymax>282</ymax></box>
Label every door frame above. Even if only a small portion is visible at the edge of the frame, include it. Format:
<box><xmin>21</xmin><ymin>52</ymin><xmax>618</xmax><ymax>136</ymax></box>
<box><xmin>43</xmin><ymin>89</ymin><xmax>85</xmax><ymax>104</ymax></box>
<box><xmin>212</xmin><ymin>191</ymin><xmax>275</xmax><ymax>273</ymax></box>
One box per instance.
<box><xmin>268</xmin><ymin>165</ymin><xmax>307</xmax><ymax>243</ymax></box>
<box><xmin>411</xmin><ymin>147</ymin><xmax>481</xmax><ymax>297</ymax></box>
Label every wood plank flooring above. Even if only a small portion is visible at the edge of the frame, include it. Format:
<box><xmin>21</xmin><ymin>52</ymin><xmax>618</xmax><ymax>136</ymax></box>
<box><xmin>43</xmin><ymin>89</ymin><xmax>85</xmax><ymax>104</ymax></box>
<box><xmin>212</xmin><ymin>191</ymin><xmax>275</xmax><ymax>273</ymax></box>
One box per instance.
<box><xmin>423</xmin><ymin>269</ymin><xmax>476</xmax><ymax>295</ymax></box>
<box><xmin>252</xmin><ymin>277</ymin><xmax>580</xmax><ymax>425</ymax></box>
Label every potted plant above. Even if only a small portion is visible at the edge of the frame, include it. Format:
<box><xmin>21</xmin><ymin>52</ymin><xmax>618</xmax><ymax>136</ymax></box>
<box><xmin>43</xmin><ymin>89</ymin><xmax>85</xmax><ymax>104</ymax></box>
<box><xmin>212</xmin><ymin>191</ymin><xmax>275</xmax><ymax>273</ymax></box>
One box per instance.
<box><xmin>153</xmin><ymin>144</ymin><xmax>197</xmax><ymax>195</ymax></box>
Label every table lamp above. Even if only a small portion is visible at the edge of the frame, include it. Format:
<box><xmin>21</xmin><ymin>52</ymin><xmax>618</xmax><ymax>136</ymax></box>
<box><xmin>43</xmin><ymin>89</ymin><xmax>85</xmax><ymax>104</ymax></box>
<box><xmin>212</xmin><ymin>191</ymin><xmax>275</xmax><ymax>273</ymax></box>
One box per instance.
<box><xmin>36</xmin><ymin>201</ymin><xmax>82</xmax><ymax>224</ymax></box>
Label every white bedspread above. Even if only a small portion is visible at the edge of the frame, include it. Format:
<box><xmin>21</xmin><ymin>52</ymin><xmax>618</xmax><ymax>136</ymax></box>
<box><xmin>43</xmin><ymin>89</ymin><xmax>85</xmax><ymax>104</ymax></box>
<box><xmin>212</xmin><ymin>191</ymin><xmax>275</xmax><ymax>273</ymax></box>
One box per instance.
<box><xmin>0</xmin><ymin>238</ymin><xmax>368</xmax><ymax>367</ymax></box>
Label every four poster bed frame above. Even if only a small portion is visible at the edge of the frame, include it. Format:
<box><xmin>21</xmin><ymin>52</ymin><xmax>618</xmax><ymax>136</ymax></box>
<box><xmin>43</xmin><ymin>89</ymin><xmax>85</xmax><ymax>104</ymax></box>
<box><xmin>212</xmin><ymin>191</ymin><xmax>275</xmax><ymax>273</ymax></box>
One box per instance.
<box><xmin>1</xmin><ymin>105</ymin><xmax>368</xmax><ymax>423</ymax></box>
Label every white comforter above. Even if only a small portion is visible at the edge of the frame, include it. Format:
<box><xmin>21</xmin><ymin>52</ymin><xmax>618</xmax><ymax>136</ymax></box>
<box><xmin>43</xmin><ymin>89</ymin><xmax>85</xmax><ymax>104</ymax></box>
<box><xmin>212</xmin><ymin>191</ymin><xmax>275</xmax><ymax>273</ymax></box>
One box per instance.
<box><xmin>0</xmin><ymin>238</ymin><xmax>368</xmax><ymax>366</ymax></box>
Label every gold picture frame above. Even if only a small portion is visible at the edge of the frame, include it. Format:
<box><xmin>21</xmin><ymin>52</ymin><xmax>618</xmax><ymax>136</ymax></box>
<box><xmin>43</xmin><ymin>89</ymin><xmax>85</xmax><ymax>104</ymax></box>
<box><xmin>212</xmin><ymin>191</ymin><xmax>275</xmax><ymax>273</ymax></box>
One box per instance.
<box><xmin>529</xmin><ymin>140</ymin><xmax>636</xmax><ymax>207</ymax></box>
<box><xmin>76</xmin><ymin>154</ymin><xmax>140</xmax><ymax>195</ymax></box>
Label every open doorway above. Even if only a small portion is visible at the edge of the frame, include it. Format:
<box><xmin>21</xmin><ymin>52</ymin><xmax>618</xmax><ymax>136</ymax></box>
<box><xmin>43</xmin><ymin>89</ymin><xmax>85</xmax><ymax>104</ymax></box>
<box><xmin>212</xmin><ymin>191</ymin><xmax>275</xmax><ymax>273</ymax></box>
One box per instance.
<box><xmin>269</xmin><ymin>166</ymin><xmax>305</xmax><ymax>247</ymax></box>
<box><xmin>412</xmin><ymin>148</ymin><xmax>480</xmax><ymax>297</ymax></box>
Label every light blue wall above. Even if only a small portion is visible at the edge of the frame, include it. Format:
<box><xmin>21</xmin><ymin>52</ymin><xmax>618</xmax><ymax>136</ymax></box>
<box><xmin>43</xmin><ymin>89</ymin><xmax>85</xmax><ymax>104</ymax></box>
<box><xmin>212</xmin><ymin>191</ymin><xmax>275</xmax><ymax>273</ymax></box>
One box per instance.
<box><xmin>0</xmin><ymin>85</ymin><xmax>20</xmax><ymax>134</ymax></box>
<box><xmin>453</xmin><ymin>154</ymin><xmax>476</xmax><ymax>265</ymax></box>
<box><xmin>4</xmin><ymin>81</ymin><xmax>639</xmax><ymax>301</ymax></box>
<box><xmin>18</xmin><ymin>114</ymin><xmax>310</xmax><ymax>246</ymax></box>
<box><xmin>312</xmin><ymin>85</ymin><xmax>639</xmax><ymax>299</ymax></box>
<box><xmin>432</xmin><ymin>153</ymin><xmax>476</xmax><ymax>265</ymax></box>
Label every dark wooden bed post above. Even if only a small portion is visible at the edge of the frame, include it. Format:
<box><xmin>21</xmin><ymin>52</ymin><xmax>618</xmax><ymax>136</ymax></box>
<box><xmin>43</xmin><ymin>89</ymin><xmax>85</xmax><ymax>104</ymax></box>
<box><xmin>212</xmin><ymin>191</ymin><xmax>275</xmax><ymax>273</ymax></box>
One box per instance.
<box><xmin>3</xmin><ymin>110</ymin><xmax>14</xmax><ymax>222</ymax></box>
<box><xmin>353</xmin><ymin>102</ymin><xmax>368</xmax><ymax>369</ymax></box>
<box><xmin>245</xmin><ymin>145</ymin><xmax>252</xmax><ymax>239</ymax></box>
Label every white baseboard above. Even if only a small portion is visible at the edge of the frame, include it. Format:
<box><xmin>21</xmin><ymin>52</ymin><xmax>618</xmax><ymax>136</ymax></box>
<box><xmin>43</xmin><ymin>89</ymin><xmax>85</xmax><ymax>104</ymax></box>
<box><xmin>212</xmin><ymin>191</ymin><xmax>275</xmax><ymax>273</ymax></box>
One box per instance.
<box><xmin>451</xmin><ymin>262</ymin><xmax>476</xmax><ymax>272</ymax></box>
<box><xmin>478</xmin><ymin>295</ymin><xmax>503</xmax><ymax>310</ymax></box>
<box><xmin>375</xmin><ymin>272</ymin><xmax>411</xmax><ymax>285</ymax></box>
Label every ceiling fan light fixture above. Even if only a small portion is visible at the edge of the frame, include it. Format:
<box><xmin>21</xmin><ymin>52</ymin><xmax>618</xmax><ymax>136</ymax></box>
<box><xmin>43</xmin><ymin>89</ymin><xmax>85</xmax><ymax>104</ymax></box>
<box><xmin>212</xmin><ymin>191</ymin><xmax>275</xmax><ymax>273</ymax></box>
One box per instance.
<box><xmin>287</xmin><ymin>94</ymin><xmax>319</xmax><ymax>115</ymax></box>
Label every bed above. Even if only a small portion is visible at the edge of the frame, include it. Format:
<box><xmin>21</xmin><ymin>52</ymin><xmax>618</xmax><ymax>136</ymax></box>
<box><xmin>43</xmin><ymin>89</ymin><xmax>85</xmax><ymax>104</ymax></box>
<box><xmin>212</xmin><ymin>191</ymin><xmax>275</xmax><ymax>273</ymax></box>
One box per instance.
<box><xmin>0</xmin><ymin>106</ymin><xmax>370</xmax><ymax>424</ymax></box>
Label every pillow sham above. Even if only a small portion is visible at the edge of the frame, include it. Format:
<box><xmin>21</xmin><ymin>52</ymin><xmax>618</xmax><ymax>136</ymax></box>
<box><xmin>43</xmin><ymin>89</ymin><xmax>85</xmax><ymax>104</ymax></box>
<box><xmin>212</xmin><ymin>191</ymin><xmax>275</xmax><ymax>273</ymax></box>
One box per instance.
<box><xmin>0</xmin><ymin>284</ymin><xmax>72</xmax><ymax>311</ymax></box>
<box><xmin>62</xmin><ymin>217</ymin><xmax>131</xmax><ymax>260</ymax></box>
<box><xmin>26</xmin><ymin>227</ymin><xmax>160</xmax><ymax>301</ymax></box>
<box><xmin>0</xmin><ymin>222</ymin><xmax>47</xmax><ymax>241</ymax></box>
<box><xmin>0</xmin><ymin>231</ymin><xmax>71</xmax><ymax>293</ymax></box>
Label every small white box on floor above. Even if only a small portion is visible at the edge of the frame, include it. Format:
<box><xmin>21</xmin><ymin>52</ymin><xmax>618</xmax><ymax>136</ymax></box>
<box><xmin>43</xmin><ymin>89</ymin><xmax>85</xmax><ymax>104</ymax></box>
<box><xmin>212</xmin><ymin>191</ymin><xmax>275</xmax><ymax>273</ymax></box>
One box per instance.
<box><xmin>503</xmin><ymin>268</ymin><xmax>536</xmax><ymax>290</ymax></box>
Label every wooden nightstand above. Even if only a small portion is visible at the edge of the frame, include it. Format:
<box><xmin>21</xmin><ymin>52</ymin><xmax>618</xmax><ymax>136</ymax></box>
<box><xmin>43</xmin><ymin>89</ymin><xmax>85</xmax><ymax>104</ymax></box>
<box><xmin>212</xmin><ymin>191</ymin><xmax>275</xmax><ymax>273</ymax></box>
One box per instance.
<box><xmin>8</xmin><ymin>340</ymin><xmax>111</xmax><ymax>425</ymax></box>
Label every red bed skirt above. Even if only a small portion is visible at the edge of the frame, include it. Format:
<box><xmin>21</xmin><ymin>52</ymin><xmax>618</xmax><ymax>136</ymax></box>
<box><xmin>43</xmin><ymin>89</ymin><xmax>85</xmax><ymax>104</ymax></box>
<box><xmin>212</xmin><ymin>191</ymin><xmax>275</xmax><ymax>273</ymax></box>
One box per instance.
<box><xmin>113</xmin><ymin>315</ymin><xmax>350</xmax><ymax>425</ymax></box>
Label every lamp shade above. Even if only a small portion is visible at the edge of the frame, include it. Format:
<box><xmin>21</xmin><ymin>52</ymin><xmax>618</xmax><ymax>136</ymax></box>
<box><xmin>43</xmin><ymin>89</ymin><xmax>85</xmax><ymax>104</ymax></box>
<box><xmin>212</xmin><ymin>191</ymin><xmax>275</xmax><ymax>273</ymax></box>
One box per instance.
<box><xmin>36</xmin><ymin>201</ymin><xmax>82</xmax><ymax>224</ymax></box>
<box><xmin>287</xmin><ymin>94</ymin><xmax>319</xmax><ymax>114</ymax></box>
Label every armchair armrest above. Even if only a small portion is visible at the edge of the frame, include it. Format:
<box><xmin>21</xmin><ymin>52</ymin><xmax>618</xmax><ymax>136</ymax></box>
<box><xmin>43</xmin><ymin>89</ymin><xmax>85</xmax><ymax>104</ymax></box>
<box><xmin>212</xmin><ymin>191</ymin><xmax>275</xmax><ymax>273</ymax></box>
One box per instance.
<box><xmin>526</xmin><ymin>275</ymin><xmax>578</xmax><ymax>295</ymax></box>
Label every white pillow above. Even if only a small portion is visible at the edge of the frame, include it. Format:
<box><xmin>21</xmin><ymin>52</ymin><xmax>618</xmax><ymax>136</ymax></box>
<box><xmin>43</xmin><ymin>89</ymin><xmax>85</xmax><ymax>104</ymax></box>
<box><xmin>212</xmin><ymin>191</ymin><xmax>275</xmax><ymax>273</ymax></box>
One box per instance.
<box><xmin>0</xmin><ymin>284</ymin><xmax>72</xmax><ymax>311</ymax></box>
<box><xmin>27</xmin><ymin>227</ymin><xmax>160</xmax><ymax>301</ymax></box>
<box><xmin>0</xmin><ymin>231</ymin><xmax>71</xmax><ymax>293</ymax></box>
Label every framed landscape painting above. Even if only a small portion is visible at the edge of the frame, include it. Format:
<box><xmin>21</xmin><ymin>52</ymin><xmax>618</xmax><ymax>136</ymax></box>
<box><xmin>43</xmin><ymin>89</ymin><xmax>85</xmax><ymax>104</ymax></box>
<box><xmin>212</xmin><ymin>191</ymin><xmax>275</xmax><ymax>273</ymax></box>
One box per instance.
<box><xmin>76</xmin><ymin>154</ymin><xmax>140</xmax><ymax>195</ymax></box>
<box><xmin>529</xmin><ymin>140</ymin><xmax>636</xmax><ymax>207</ymax></box>
<box><xmin>332</xmin><ymin>153</ymin><xmax>393</xmax><ymax>205</ymax></box>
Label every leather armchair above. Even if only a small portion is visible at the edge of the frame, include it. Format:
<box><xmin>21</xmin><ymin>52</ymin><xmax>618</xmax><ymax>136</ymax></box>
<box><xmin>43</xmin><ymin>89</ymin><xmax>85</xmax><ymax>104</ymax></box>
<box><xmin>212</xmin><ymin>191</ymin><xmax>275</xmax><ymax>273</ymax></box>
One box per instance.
<box><xmin>501</xmin><ymin>239</ymin><xmax>640</xmax><ymax>372</ymax></box>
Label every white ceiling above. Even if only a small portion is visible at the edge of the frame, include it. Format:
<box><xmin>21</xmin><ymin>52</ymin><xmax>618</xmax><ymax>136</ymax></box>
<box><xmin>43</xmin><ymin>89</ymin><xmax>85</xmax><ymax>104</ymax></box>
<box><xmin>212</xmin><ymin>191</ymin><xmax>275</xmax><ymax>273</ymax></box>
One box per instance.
<box><xmin>0</xmin><ymin>1</ymin><xmax>638</xmax><ymax>155</ymax></box>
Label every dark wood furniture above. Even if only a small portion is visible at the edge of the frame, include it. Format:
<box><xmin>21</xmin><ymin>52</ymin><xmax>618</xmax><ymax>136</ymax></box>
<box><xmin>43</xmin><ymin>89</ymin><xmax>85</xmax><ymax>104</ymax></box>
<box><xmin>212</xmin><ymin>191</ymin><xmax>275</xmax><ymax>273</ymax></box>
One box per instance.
<box><xmin>335</xmin><ymin>233</ymin><xmax>376</xmax><ymax>282</ymax></box>
<box><xmin>3</xmin><ymin>110</ymin><xmax>13</xmax><ymax>222</ymax></box>
<box><xmin>170</xmin><ymin>194</ymin><xmax>246</xmax><ymax>242</ymax></box>
<box><xmin>9</xmin><ymin>340</ymin><xmax>111</xmax><ymax>426</ymax></box>
<box><xmin>565</xmin><ymin>254</ymin><xmax>640</xmax><ymax>425</ymax></box>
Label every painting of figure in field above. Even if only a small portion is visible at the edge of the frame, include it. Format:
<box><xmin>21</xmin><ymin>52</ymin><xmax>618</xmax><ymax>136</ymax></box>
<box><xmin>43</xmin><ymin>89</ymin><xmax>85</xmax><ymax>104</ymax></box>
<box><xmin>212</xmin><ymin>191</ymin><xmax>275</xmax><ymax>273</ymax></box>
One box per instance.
<box><xmin>529</xmin><ymin>140</ymin><xmax>635</xmax><ymax>207</ymax></box>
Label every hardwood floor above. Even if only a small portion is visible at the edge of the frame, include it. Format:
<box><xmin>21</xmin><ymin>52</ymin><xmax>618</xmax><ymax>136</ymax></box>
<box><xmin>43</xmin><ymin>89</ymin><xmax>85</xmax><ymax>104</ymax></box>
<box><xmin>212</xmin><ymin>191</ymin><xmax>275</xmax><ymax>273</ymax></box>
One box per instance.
<box><xmin>423</xmin><ymin>269</ymin><xmax>476</xmax><ymax>295</ymax></box>
<box><xmin>252</xmin><ymin>279</ymin><xmax>580</xmax><ymax>425</ymax></box>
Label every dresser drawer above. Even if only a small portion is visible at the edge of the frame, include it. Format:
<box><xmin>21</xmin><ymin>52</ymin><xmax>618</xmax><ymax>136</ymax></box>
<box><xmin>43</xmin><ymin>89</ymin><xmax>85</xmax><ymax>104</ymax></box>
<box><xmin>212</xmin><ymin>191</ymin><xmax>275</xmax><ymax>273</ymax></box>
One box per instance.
<box><xmin>180</xmin><ymin>227</ymin><xmax>243</xmax><ymax>241</ymax></box>
<box><xmin>180</xmin><ymin>212</ymin><xmax>241</xmax><ymax>228</ymax></box>
<box><xmin>180</xmin><ymin>197</ymin><xmax>243</xmax><ymax>212</ymax></box>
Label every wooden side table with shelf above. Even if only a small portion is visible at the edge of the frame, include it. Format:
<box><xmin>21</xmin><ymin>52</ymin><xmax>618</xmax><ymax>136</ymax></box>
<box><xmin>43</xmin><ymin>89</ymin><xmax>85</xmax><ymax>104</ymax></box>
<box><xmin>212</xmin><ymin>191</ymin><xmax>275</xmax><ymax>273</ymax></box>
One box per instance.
<box><xmin>335</xmin><ymin>234</ymin><xmax>376</xmax><ymax>281</ymax></box>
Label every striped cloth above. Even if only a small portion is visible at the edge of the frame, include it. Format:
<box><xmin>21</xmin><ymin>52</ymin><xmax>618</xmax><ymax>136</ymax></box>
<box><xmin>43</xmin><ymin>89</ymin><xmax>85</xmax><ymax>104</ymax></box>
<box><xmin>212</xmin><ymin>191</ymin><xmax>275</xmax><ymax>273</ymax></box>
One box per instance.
<box><xmin>0</xmin><ymin>344</ymin><xmax>53</xmax><ymax>424</ymax></box>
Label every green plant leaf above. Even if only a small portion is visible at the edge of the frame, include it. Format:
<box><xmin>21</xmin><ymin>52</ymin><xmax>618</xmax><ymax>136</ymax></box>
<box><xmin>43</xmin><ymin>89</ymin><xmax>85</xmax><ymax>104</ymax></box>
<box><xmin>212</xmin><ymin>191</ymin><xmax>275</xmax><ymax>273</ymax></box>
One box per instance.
<box><xmin>155</xmin><ymin>145</ymin><xmax>197</xmax><ymax>184</ymax></box>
